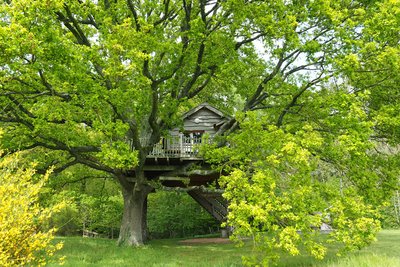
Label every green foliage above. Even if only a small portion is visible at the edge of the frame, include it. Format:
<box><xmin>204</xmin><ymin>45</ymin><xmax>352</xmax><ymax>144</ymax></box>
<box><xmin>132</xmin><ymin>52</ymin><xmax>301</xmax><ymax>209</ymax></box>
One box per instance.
<box><xmin>0</xmin><ymin>0</ymin><xmax>246</xmax><ymax>245</ymax></box>
<box><xmin>0</xmin><ymin>0</ymin><xmax>240</xmax><ymax>170</ymax></box>
<box><xmin>379</xmin><ymin>192</ymin><xmax>400</xmax><ymax>229</ymax></box>
<box><xmin>79</xmin><ymin>193</ymin><xmax>123</xmax><ymax>235</ymax></box>
<box><xmin>49</xmin><ymin>189</ymin><xmax>220</xmax><ymax>239</ymax></box>
<box><xmin>334</xmin><ymin>0</ymin><xmax>400</xmax><ymax>144</ymax></box>
<box><xmin>205</xmin><ymin>96</ymin><xmax>395</xmax><ymax>265</ymax></box>
<box><xmin>1</xmin><ymin>0</ymin><xmax>400</xmax><ymax>261</ymax></box>
<box><xmin>46</xmin><ymin>175</ymin><xmax>124</xmax><ymax>237</ymax></box>
<box><xmin>148</xmin><ymin>191</ymin><xmax>219</xmax><ymax>238</ymax></box>
<box><xmin>47</xmin><ymin>190</ymin><xmax>124</xmax><ymax>237</ymax></box>
<box><xmin>49</xmin><ymin>201</ymin><xmax>81</xmax><ymax>236</ymax></box>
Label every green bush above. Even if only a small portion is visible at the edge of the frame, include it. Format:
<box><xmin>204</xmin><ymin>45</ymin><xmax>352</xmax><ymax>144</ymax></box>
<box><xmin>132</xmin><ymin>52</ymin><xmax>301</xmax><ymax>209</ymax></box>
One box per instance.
<box><xmin>50</xmin><ymin>205</ymin><xmax>81</xmax><ymax>236</ymax></box>
<box><xmin>47</xmin><ymin>191</ymin><xmax>123</xmax><ymax>238</ymax></box>
<box><xmin>148</xmin><ymin>191</ymin><xmax>220</xmax><ymax>238</ymax></box>
<box><xmin>48</xmin><ymin>189</ymin><xmax>220</xmax><ymax>239</ymax></box>
<box><xmin>380</xmin><ymin>201</ymin><xmax>400</xmax><ymax>229</ymax></box>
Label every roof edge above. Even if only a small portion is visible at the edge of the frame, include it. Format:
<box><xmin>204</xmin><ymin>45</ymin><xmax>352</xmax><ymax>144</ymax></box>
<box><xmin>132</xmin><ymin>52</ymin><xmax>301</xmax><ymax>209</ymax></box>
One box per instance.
<box><xmin>182</xmin><ymin>102</ymin><xmax>229</xmax><ymax>119</ymax></box>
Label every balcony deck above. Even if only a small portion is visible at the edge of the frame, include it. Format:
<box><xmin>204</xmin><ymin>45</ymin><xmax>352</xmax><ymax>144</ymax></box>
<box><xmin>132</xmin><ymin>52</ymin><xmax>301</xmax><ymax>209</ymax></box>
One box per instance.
<box><xmin>129</xmin><ymin>136</ymin><xmax>211</xmax><ymax>160</ymax></box>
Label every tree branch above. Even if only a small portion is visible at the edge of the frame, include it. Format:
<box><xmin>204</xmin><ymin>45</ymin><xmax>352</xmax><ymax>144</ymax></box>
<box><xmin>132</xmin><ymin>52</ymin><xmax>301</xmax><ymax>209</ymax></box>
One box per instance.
<box><xmin>36</xmin><ymin>158</ymin><xmax>80</xmax><ymax>175</ymax></box>
<box><xmin>245</xmin><ymin>56</ymin><xmax>285</xmax><ymax>111</ymax></box>
<box><xmin>188</xmin><ymin>66</ymin><xmax>216</xmax><ymax>98</ymax></box>
<box><xmin>38</xmin><ymin>70</ymin><xmax>72</xmax><ymax>101</ymax></box>
<box><xmin>59</xmin><ymin>175</ymin><xmax>112</xmax><ymax>188</ymax></box>
<box><xmin>153</xmin><ymin>0</ymin><xmax>178</xmax><ymax>27</ymax></box>
<box><xmin>276</xmin><ymin>72</ymin><xmax>326</xmax><ymax>127</ymax></box>
<box><xmin>178</xmin><ymin>42</ymin><xmax>206</xmax><ymax>99</ymax></box>
<box><xmin>127</xmin><ymin>0</ymin><xmax>141</xmax><ymax>31</ymax></box>
<box><xmin>76</xmin><ymin>155</ymin><xmax>117</xmax><ymax>174</ymax></box>
<box><xmin>63</xmin><ymin>4</ymin><xmax>91</xmax><ymax>46</ymax></box>
<box><xmin>235</xmin><ymin>32</ymin><xmax>267</xmax><ymax>50</ymax></box>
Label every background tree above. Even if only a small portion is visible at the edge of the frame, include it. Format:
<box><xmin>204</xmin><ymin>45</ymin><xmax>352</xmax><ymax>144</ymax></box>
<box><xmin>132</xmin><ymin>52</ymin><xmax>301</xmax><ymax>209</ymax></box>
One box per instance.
<box><xmin>45</xmin><ymin>165</ymin><xmax>123</xmax><ymax>237</ymax></box>
<box><xmin>148</xmin><ymin>191</ymin><xmax>219</xmax><ymax>239</ymax></box>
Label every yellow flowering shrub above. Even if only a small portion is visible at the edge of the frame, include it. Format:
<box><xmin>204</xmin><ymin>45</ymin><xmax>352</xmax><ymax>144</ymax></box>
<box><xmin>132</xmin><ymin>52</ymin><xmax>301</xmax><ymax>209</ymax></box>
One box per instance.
<box><xmin>0</xmin><ymin>153</ymin><xmax>64</xmax><ymax>266</ymax></box>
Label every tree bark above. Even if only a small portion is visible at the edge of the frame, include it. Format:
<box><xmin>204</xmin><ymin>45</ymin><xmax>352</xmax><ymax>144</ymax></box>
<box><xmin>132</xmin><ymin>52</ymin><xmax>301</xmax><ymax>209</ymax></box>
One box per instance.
<box><xmin>117</xmin><ymin>181</ymin><xmax>152</xmax><ymax>246</ymax></box>
<box><xmin>142</xmin><ymin>196</ymin><xmax>148</xmax><ymax>241</ymax></box>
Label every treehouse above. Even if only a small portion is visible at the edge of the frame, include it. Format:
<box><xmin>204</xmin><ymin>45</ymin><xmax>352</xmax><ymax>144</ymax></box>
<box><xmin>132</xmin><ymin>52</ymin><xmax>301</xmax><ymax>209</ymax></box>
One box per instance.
<box><xmin>142</xmin><ymin>103</ymin><xmax>230</xmax><ymax>222</ymax></box>
<box><xmin>147</xmin><ymin>102</ymin><xmax>229</xmax><ymax>159</ymax></box>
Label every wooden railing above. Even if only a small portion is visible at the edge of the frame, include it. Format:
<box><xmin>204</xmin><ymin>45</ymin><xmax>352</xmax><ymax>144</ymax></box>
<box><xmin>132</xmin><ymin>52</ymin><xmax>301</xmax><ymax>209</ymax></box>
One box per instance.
<box><xmin>128</xmin><ymin>135</ymin><xmax>212</xmax><ymax>158</ymax></box>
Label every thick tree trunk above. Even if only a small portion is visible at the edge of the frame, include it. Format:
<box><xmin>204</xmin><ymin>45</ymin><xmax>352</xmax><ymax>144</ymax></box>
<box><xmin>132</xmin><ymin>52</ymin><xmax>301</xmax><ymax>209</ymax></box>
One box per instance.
<box><xmin>118</xmin><ymin>182</ymin><xmax>152</xmax><ymax>246</ymax></box>
<box><xmin>142</xmin><ymin>196</ymin><xmax>148</xmax><ymax>241</ymax></box>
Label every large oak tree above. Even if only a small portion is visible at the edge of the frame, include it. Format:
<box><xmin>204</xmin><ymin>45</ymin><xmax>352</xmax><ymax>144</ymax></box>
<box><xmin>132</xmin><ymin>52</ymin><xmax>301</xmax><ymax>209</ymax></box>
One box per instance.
<box><xmin>0</xmin><ymin>0</ymin><xmax>398</xmax><ymax>257</ymax></box>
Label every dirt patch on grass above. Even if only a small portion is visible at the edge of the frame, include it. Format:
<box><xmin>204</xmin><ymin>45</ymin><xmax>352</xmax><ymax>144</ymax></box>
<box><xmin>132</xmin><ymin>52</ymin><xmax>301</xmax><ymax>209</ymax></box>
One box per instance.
<box><xmin>179</xmin><ymin>237</ymin><xmax>232</xmax><ymax>245</ymax></box>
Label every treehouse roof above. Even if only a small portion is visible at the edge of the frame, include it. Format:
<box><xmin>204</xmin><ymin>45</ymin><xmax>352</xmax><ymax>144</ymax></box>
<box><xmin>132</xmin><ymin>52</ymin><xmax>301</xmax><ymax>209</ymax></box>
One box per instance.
<box><xmin>182</xmin><ymin>103</ymin><xmax>229</xmax><ymax>121</ymax></box>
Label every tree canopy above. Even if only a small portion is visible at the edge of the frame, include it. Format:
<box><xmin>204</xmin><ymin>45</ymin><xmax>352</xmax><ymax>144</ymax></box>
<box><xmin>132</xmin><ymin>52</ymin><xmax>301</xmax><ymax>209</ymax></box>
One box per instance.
<box><xmin>0</xmin><ymin>0</ymin><xmax>399</xmax><ymax>262</ymax></box>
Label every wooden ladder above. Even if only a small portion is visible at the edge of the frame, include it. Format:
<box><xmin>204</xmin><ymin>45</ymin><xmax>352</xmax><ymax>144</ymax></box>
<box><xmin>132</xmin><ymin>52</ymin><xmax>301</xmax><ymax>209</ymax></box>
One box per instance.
<box><xmin>187</xmin><ymin>189</ymin><xmax>228</xmax><ymax>222</ymax></box>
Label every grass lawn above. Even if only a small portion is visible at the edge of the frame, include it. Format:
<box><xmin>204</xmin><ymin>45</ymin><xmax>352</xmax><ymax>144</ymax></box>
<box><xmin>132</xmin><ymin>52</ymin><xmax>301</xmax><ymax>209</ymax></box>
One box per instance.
<box><xmin>48</xmin><ymin>230</ymin><xmax>400</xmax><ymax>267</ymax></box>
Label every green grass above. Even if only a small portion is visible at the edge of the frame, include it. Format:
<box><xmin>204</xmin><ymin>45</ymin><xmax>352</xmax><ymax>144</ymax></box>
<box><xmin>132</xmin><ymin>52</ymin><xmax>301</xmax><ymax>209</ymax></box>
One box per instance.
<box><xmin>47</xmin><ymin>230</ymin><xmax>400</xmax><ymax>267</ymax></box>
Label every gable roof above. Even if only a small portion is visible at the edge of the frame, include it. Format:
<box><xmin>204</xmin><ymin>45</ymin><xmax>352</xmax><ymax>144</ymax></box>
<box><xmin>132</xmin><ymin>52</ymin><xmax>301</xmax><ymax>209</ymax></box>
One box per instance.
<box><xmin>181</xmin><ymin>102</ymin><xmax>229</xmax><ymax>120</ymax></box>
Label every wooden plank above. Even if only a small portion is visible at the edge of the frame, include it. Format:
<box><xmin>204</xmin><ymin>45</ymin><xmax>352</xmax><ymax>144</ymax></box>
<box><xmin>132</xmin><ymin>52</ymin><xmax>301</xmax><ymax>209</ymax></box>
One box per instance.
<box><xmin>207</xmin><ymin>198</ymin><xmax>228</xmax><ymax>217</ymax></box>
<box><xmin>187</xmin><ymin>190</ymin><xmax>226</xmax><ymax>222</ymax></box>
<box><xmin>188</xmin><ymin>190</ymin><xmax>224</xmax><ymax>221</ymax></box>
<box><xmin>143</xmin><ymin>165</ymin><xmax>177</xmax><ymax>171</ymax></box>
<box><xmin>159</xmin><ymin>176</ymin><xmax>190</xmax><ymax>182</ymax></box>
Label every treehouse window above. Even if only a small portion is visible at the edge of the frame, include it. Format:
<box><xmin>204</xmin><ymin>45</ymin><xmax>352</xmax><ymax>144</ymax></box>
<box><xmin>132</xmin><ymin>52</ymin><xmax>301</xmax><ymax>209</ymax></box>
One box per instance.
<box><xmin>183</xmin><ymin>131</ymin><xmax>204</xmax><ymax>144</ymax></box>
<box><xmin>193</xmin><ymin>131</ymin><xmax>203</xmax><ymax>143</ymax></box>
